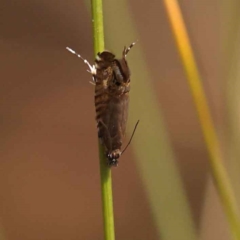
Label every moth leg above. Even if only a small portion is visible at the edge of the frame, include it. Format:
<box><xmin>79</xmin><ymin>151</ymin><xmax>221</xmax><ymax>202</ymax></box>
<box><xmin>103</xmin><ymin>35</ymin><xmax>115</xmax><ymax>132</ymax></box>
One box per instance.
<box><xmin>97</xmin><ymin>119</ymin><xmax>114</xmax><ymax>156</ymax></box>
<box><xmin>89</xmin><ymin>80</ymin><xmax>96</xmax><ymax>86</ymax></box>
<box><xmin>97</xmin><ymin>120</ymin><xmax>111</xmax><ymax>143</ymax></box>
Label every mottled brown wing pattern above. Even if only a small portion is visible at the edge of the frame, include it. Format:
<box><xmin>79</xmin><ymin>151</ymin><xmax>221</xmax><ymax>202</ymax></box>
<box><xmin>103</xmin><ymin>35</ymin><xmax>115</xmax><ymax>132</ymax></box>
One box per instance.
<box><xmin>66</xmin><ymin>42</ymin><xmax>136</xmax><ymax>167</ymax></box>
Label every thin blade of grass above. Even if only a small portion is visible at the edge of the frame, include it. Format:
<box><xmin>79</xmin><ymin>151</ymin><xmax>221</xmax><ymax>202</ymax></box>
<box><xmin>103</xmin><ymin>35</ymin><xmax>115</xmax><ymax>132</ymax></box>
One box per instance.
<box><xmin>103</xmin><ymin>1</ymin><xmax>197</xmax><ymax>239</ymax></box>
<box><xmin>221</xmin><ymin>0</ymin><xmax>240</xmax><ymax>207</ymax></box>
<box><xmin>162</xmin><ymin>0</ymin><xmax>240</xmax><ymax>239</ymax></box>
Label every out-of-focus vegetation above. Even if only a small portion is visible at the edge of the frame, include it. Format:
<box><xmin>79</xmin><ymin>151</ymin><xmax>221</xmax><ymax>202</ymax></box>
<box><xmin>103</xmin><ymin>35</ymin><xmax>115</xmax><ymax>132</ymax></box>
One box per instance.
<box><xmin>101</xmin><ymin>0</ymin><xmax>240</xmax><ymax>239</ymax></box>
<box><xmin>103</xmin><ymin>1</ymin><xmax>197</xmax><ymax>239</ymax></box>
<box><xmin>1</xmin><ymin>0</ymin><xmax>240</xmax><ymax>240</ymax></box>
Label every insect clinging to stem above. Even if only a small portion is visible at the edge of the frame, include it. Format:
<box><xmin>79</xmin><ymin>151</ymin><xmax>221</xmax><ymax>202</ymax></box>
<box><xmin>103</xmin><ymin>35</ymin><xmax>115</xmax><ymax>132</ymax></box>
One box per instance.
<box><xmin>66</xmin><ymin>41</ymin><xmax>138</xmax><ymax>167</ymax></box>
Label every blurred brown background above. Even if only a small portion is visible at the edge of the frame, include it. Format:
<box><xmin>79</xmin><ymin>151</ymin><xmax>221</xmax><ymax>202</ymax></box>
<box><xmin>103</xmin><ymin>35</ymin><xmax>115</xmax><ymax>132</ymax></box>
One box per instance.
<box><xmin>0</xmin><ymin>0</ymin><xmax>225</xmax><ymax>240</ymax></box>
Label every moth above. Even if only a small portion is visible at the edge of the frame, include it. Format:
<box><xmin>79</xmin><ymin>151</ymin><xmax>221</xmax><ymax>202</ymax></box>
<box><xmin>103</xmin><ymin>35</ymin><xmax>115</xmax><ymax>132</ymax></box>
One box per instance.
<box><xmin>66</xmin><ymin>42</ymin><xmax>137</xmax><ymax>166</ymax></box>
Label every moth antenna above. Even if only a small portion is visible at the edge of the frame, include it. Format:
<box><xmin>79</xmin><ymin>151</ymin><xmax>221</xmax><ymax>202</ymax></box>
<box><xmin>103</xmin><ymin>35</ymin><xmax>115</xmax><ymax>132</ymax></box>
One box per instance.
<box><xmin>123</xmin><ymin>40</ymin><xmax>138</xmax><ymax>58</ymax></box>
<box><xmin>66</xmin><ymin>47</ymin><xmax>97</xmax><ymax>78</ymax></box>
<box><xmin>121</xmin><ymin>120</ymin><xmax>140</xmax><ymax>155</ymax></box>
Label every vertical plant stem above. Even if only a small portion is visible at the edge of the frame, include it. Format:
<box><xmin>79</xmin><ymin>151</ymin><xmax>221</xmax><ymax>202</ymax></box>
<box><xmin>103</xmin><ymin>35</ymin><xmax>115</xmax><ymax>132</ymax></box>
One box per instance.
<box><xmin>90</xmin><ymin>1</ymin><xmax>115</xmax><ymax>240</ymax></box>
<box><xmin>162</xmin><ymin>0</ymin><xmax>240</xmax><ymax>239</ymax></box>
<box><xmin>91</xmin><ymin>0</ymin><xmax>104</xmax><ymax>53</ymax></box>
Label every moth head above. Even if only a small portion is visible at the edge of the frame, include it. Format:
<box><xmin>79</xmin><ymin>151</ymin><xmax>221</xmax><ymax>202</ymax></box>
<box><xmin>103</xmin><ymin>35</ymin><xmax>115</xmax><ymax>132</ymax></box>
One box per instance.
<box><xmin>95</xmin><ymin>51</ymin><xmax>115</xmax><ymax>69</ymax></box>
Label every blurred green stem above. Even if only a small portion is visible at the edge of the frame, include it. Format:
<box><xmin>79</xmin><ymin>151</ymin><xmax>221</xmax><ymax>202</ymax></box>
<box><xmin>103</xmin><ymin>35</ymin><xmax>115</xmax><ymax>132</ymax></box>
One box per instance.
<box><xmin>103</xmin><ymin>1</ymin><xmax>197</xmax><ymax>240</ymax></box>
<box><xmin>163</xmin><ymin>0</ymin><xmax>240</xmax><ymax>239</ymax></box>
<box><xmin>90</xmin><ymin>1</ymin><xmax>115</xmax><ymax>240</ymax></box>
<box><xmin>222</xmin><ymin>0</ymin><xmax>240</xmax><ymax>206</ymax></box>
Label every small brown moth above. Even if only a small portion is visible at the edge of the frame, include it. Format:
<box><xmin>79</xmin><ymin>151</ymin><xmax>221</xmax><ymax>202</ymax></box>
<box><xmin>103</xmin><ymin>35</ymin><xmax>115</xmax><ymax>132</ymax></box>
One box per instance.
<box><xmin>66</xmin><ymin>42</ymin><xmax>136</xmax><ymax>166</ymax></box>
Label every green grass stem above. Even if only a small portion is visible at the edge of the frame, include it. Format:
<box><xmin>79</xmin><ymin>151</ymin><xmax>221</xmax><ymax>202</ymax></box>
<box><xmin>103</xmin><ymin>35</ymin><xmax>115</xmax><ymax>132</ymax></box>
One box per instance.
<box><xmin>90</xmin><ymin>1</ymin><xmax>115</xmax><ymax>240</ymax></box>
